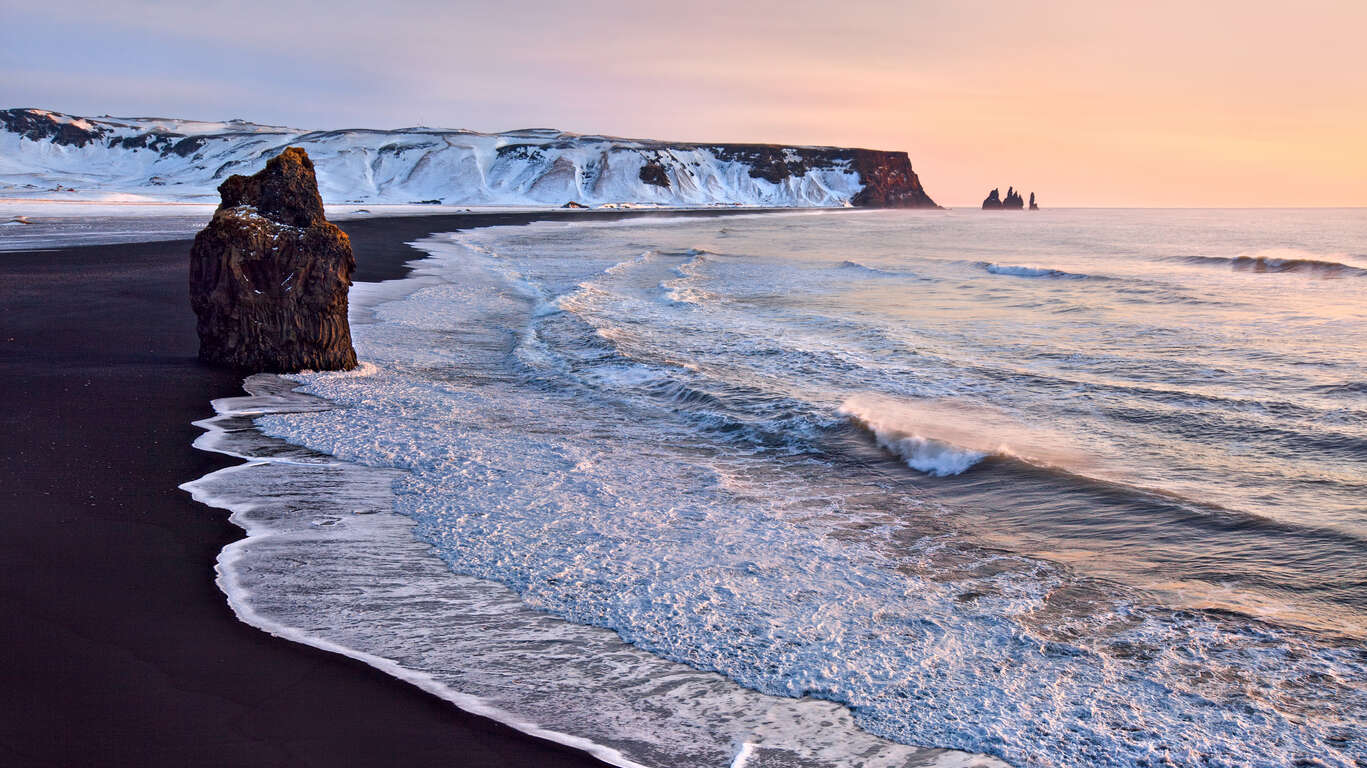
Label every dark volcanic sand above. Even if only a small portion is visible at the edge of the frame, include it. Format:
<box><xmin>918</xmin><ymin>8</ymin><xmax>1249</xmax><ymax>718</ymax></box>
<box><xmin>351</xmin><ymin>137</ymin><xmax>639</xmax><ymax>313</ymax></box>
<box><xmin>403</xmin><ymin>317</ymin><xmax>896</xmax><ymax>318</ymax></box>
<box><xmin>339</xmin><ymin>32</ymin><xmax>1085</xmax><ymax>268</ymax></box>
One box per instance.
<box><xmin>0</xmin><ymin>209</ymin><xmax>766</xmax><ymax>767</ymax></box>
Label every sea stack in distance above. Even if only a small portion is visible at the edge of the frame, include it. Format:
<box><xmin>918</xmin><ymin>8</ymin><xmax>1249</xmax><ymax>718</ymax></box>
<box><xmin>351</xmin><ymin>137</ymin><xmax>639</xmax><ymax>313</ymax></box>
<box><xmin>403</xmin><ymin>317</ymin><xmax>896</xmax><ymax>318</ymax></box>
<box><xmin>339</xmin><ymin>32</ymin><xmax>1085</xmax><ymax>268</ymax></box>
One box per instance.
<box><xmin>189</xmin><ymin>147</ymin><xmax>358</xmax><ymax>372</ymax></box>
<box><xmin>982</xmin><ymin>187</ymin><xmax>1026</xmax><ymax>209</ymax></box>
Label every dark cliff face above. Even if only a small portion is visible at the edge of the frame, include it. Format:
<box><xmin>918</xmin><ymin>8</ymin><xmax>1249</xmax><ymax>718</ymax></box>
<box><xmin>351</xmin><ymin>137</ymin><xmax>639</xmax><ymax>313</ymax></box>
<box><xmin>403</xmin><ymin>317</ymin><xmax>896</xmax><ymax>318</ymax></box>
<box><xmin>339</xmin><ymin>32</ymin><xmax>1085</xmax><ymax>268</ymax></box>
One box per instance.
<box><xmin>638</xmin><ymin>157</ymin><xmax>671</xmax><ymax>188</ymax></box>
<box><xmin>494</xmin><ymin>139</ymin><xmax>938</xmax><ymax>207</ymax></box>
<box><xmin>847</xmin><ymin>150</ymin><xmax>937</xmax><ymax>208</ymax></box>
<box><xmin>710</xmin><ymin>144</ymin><xmax>938</xmax><ymax>208</ymax></box>
<box><xmin>189</xmin><ymin>147</ymin><xmax>357</xmax><ymax>373</ymax></box>
<box><xmin>1</xmin><ymin>108</ymin><xmax>215</xmax><ymax>160</ymax></box>
<box><xmin>489</xmin><ymin>140</ymin><xmax>938</xmax><ymax>207</ymax></box>
<box><xmin>1</xmin><ymin>108</ymin><xmax>107</xmax><ymax>147</ymax></box>
<box><xmin>710</xmin><ymin>145</ymin><xmax>812</xmax><ymax>183</ymax></box>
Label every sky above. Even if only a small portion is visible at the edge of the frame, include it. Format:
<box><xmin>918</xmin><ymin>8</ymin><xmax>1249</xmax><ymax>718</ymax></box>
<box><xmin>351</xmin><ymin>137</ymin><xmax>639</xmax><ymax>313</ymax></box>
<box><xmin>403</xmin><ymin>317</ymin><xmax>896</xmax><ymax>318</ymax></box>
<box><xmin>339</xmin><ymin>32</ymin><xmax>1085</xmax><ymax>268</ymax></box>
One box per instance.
<box><xmin>3</xmin><ymin>0</ymin><xmax>1365</xmax><ymax>207</ymax></box>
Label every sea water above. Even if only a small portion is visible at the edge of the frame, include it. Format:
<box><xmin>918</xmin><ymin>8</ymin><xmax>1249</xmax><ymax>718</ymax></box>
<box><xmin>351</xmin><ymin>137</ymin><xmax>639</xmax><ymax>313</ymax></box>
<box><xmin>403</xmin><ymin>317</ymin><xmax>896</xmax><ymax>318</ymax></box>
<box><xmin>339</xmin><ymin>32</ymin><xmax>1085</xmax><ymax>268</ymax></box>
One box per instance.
<box><xmin>187</xmin><ymin>208</ymin><xmax>1366</xmax><ymax>767</ymax></box>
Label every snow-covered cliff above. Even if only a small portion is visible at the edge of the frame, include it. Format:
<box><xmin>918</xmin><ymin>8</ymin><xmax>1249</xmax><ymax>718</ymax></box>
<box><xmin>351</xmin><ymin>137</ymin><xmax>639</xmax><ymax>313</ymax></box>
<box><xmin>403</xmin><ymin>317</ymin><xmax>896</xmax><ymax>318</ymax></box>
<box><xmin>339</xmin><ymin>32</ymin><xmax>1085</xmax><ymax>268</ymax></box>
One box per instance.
<box><xmin>0</xmin><ymin>108</ymin><xmax>937</xmax><ymax>208</ymax></box>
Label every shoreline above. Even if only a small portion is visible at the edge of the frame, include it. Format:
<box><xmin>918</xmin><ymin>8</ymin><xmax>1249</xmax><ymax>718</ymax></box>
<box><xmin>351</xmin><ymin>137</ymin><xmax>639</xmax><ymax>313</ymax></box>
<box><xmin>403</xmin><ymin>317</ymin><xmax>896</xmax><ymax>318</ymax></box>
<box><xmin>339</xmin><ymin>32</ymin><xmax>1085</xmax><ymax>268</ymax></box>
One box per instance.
<box><xmin>180</xmin><ymin>227</ymin><xmax>1005</xmax><ymax>768</ymax></box>
<box><xmin>223</xmin><ymin>211</ymin><xmax>1367</xmax><ymax>767</ymax></box>
<box><xmin>0</xmin><ymin>208</ymin><xmax>790</xmax><ymax>766</ymax></box>
<box><xmin>7</xmin><ymin>206</ymin><xmax>1363</xmax><ymax>765</ymax></box>
<box><xmin>181</xmin><ymin>375</ymin><xmax>656</xmax><ymax>768</ymax></box>
<box><xmin>0</xmin><ymin>204</ymin><xmax>847</xmax><ymax>254</ymax></box>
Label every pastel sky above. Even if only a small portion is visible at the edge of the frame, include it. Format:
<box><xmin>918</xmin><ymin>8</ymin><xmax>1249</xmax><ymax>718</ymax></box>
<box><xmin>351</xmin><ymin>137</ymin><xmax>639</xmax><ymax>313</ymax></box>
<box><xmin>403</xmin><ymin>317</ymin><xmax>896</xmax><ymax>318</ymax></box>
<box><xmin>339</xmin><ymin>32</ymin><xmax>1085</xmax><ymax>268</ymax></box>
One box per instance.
<box><xmin>3</xmin><ymin>0</ymin><xmax>1364</xmax><ymax>206</ymax></box>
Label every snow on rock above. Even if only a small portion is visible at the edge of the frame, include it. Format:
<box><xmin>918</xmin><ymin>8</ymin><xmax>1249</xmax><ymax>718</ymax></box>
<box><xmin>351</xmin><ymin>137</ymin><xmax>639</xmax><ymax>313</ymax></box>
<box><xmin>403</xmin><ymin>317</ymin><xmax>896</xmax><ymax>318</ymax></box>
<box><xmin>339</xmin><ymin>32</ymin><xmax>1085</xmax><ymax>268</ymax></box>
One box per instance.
<box><xmin>0</xmin><ymin>108</ymin><xmax>938</xmax><ymax>209</ymax></box>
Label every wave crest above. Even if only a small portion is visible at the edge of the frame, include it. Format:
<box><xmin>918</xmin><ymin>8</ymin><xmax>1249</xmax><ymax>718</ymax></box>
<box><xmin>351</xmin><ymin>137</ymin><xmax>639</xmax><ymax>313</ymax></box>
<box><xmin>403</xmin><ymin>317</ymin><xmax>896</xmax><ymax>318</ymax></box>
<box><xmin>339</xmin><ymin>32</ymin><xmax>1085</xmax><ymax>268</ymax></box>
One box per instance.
<box><xmin>979</xmin><ymin>262</ymin><xmax>1093</xmax><ymax>280</ymax></box>
<box><xmin>872</xmin><ymin>431</ymin><xmax>987</xmax><ymax>476</ymax></box>
<box><xmin>839</xmin><ymin>395</ymin><xmax>1091</xmax><ymax>478</ymax></box>
<box><xmin>839</xmin><ymin>397</ymin><xmax>991</xmax><ymax>476</ymax></box>
<box><xmin>1182</xmin><ymin>249</ymin><xmax>1367</xmax><ymax>277</ymax></box>
<box><xmin>839</xmin><ymin>260</ymin><xmax>902</xmax><ymax>277</ymax></box>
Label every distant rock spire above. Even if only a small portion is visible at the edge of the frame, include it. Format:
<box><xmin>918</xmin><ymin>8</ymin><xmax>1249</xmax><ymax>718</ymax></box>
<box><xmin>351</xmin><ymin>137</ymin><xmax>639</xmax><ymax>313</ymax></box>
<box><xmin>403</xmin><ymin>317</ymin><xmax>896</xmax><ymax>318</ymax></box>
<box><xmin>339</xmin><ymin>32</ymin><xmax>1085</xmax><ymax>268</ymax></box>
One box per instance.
<box><xmin>983</xmin><ymin>186</ymin><xmax>1031</xmax><ymax>210</ymax></box>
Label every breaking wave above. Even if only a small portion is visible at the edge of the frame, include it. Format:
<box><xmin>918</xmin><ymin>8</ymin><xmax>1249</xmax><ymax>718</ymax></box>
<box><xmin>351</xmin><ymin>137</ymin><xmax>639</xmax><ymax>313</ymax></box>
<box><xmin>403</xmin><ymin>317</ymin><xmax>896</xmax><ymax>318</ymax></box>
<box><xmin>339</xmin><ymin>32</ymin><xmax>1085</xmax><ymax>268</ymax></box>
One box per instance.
<box><xmin>979</xmin><ymin>262</ymin><xmax>1094</xmax><ymax>280</ymax></box>
<box><xmin>838</xmin><ymin>260</ymin><xmax>920</xmax><ymax>279</ymax></box>
<box><xmin>186</xmin><ymin>211</ymin><xmax>1367</xmax><ymax>768</ymax></box>
<box><xmin>837</xmin><ymin>395</ymin><xmax>1090</xmax><ymax>478</ymax></box>
<box><xmin>869</xmin><ymin>430</ymin><xmax>987</xmax><ymax>476</ymax></box>
<box><xmin>1181</xmin><ymin>249</ymin><xmax>1367</xmax><ymax>277</ymax></box>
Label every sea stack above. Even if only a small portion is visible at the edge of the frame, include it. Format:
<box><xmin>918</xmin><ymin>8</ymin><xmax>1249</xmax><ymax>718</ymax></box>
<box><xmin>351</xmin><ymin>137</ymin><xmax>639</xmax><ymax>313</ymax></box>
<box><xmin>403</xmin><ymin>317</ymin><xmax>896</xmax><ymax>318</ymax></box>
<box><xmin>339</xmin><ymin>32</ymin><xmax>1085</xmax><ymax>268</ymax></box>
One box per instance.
<box><xmin>1029</xmin><ymin>192</ymin><xmax>1039</xmax><ymax>210</ymax></box>
<box><xmin>189</xmin><ymin>147</ymin><xmax>358</xmax><ymax>372</ymax></box>
<box><xmin>982</xmin><ymin>186</ymin><xmax>1027</xmax><ymax>210</ymax></box>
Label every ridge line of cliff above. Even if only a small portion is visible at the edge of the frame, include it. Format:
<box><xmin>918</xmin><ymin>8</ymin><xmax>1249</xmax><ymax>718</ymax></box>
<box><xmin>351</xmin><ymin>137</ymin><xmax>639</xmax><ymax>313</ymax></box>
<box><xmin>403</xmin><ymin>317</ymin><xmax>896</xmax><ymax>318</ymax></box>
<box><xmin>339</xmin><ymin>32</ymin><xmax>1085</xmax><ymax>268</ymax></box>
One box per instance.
<box><xmin>1</xmin><ymin>107</ymin><xmax>939</xmax><ymax>209</ymax></box>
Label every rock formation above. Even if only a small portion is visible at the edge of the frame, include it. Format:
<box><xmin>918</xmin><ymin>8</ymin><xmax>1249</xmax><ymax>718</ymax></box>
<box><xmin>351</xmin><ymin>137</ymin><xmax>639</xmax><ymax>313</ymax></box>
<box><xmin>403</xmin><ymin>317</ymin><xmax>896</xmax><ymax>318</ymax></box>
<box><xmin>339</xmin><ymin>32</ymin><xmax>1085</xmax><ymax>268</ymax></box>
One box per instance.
<box><xmin>638</xmin><ymin>157</ymin><xmax>671</xmax><ymax>188</ymax></box>
<box><xmin>846</xmin><ymin>150</ymin><xmax>938</xmax><ymax>208</ymax></box>
<box><xmin>982</xmin><ymin>186</ymin><xmax>1027</xmax><ymax>210</ymax></box>
<box><xmin>189</xmin><ymin>147</ymin><xmax>357</xmax><ymax>372</ymax></box>
<box><xmin>1</xmin><ymin>107</ymin><xmax>106</xmax><ymax>147</ymax></box>
<box><xmin>1029</xmin><ymin>192</ymin><xmax>1039</xmax><ymax>210</ymax></box>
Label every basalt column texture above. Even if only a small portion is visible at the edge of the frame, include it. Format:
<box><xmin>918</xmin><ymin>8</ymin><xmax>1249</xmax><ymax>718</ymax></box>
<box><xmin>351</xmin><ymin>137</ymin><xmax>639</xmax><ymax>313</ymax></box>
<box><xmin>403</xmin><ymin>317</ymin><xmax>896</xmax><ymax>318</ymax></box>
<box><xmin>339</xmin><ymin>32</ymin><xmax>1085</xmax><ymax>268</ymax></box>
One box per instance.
<box><xmin>189</xmin><ymin>147</ymin><xmax>357</xmax><ymax>372</ymax></box>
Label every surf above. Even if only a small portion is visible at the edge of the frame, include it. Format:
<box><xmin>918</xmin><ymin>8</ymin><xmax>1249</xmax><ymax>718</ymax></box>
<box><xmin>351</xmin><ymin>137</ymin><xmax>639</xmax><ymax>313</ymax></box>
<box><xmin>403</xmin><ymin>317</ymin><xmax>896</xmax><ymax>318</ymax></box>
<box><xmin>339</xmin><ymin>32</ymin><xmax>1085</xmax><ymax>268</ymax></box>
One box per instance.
<box><xmin>184</xmin><ymin>209</ymin><xmax>1367</xmax><ymax>768</ymax></box>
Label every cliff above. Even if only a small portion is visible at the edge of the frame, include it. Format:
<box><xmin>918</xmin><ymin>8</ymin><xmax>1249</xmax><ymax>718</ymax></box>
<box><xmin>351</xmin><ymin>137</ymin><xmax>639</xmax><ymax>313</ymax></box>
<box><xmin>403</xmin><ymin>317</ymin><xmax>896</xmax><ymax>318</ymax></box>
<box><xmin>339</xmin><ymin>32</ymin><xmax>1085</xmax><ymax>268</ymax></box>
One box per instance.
<box><xmin>848</xmin><ymin>150</ymin><xmax>937</xmax><ymax>208</ymax></box>
<box><xmin>1</xmin><ymin>108</ymin><xmax>937</xmax><ymax>209</ymax></box>
<box><xmin>189</xmin><ymin>147</ymin><xmax>357</xmax><ymax>373</ymax></box>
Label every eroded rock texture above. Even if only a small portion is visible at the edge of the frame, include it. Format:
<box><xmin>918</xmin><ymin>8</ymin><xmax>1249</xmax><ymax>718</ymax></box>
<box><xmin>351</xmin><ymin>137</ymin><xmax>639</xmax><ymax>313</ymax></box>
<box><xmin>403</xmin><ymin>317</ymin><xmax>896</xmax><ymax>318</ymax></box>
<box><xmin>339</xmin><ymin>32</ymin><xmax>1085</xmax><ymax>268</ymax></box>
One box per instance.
<box><xmin>848</xmin><ymin>150</ymin><xmax>938</xmax><ymax>208</ymax></box>
<box><xmin>189</xmin><ymin>147</ymin><xmax>357</xmax><ymax>372</ymax></box>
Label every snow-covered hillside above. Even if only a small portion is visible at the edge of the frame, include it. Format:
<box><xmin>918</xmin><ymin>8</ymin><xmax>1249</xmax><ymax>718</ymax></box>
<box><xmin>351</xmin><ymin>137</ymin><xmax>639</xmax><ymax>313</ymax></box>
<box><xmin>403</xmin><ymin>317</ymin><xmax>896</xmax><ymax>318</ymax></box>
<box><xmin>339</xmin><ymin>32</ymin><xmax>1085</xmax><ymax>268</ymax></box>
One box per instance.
<box><xmin>0</xmin><ymin>108</ymin><xmax>937</xmax><ymax>208</ymax></box>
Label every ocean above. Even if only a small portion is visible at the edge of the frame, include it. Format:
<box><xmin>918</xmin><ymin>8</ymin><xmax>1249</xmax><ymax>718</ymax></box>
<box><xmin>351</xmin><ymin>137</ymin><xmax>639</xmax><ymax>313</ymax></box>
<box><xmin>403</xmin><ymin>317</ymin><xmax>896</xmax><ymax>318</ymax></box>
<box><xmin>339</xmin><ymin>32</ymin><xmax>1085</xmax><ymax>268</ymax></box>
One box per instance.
<box><xmin>185</xmin><ymin>208</ymin><xmax>1366</xmax><ymax>767</ymax></box>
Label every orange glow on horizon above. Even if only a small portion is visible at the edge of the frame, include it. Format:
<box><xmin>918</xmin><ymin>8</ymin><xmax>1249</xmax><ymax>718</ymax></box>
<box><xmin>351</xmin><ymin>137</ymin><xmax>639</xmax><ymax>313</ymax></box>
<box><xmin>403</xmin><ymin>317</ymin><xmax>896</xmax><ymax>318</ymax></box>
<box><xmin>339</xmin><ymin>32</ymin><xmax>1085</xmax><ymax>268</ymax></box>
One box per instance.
<box><xmin>6</xmin><ymin>0</ymin><xmax>1365</xmax><ymax>207</ymax></box>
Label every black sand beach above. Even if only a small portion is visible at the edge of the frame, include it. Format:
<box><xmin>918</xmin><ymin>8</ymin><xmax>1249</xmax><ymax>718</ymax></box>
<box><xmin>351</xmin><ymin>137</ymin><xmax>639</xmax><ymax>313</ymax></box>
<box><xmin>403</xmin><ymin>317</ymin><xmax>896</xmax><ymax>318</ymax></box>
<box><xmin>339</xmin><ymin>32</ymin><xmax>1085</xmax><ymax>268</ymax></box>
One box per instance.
<box><xmin>0</xmin><ymin>210</ymin><xmax>751</xmax><ymax>767</ymax></box>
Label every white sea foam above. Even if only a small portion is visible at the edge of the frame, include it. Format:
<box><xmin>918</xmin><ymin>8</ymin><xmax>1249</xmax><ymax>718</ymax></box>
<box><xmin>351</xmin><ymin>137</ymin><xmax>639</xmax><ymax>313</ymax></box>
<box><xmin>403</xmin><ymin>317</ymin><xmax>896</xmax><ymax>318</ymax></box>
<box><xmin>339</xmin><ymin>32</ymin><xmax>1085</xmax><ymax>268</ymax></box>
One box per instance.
<box><xmin>185</xmin><ymin>373</ymin><xmax>1004</xmax><ymax>768</ymax></box>
<box><xmin>982</xmin><ymin>263</ymin><xmax>1090</xmax><ymax>279</ymax></box>
<box><xmin>838</xmin><ymin>395</ymin><xmax>1092</xmax><ymax>478</ymax></box>
<box><xmin>840</xmin><ymin>398</ymin><xmax>988</xmax><ymax>476</ymax></box>
<box><xmin>873</xmin><ymin>432</ymin><xmax>986</xmax><ymax>476</ymax></box>
<box><xmin>182</xmin><ymin>382</ymin><xmax>656</xmax><ymax>768</ymax></box>
<box><xmin>186</xmin><ymin>212</ymin><xmax>1367</xmax><ymax>768</ymax></box>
